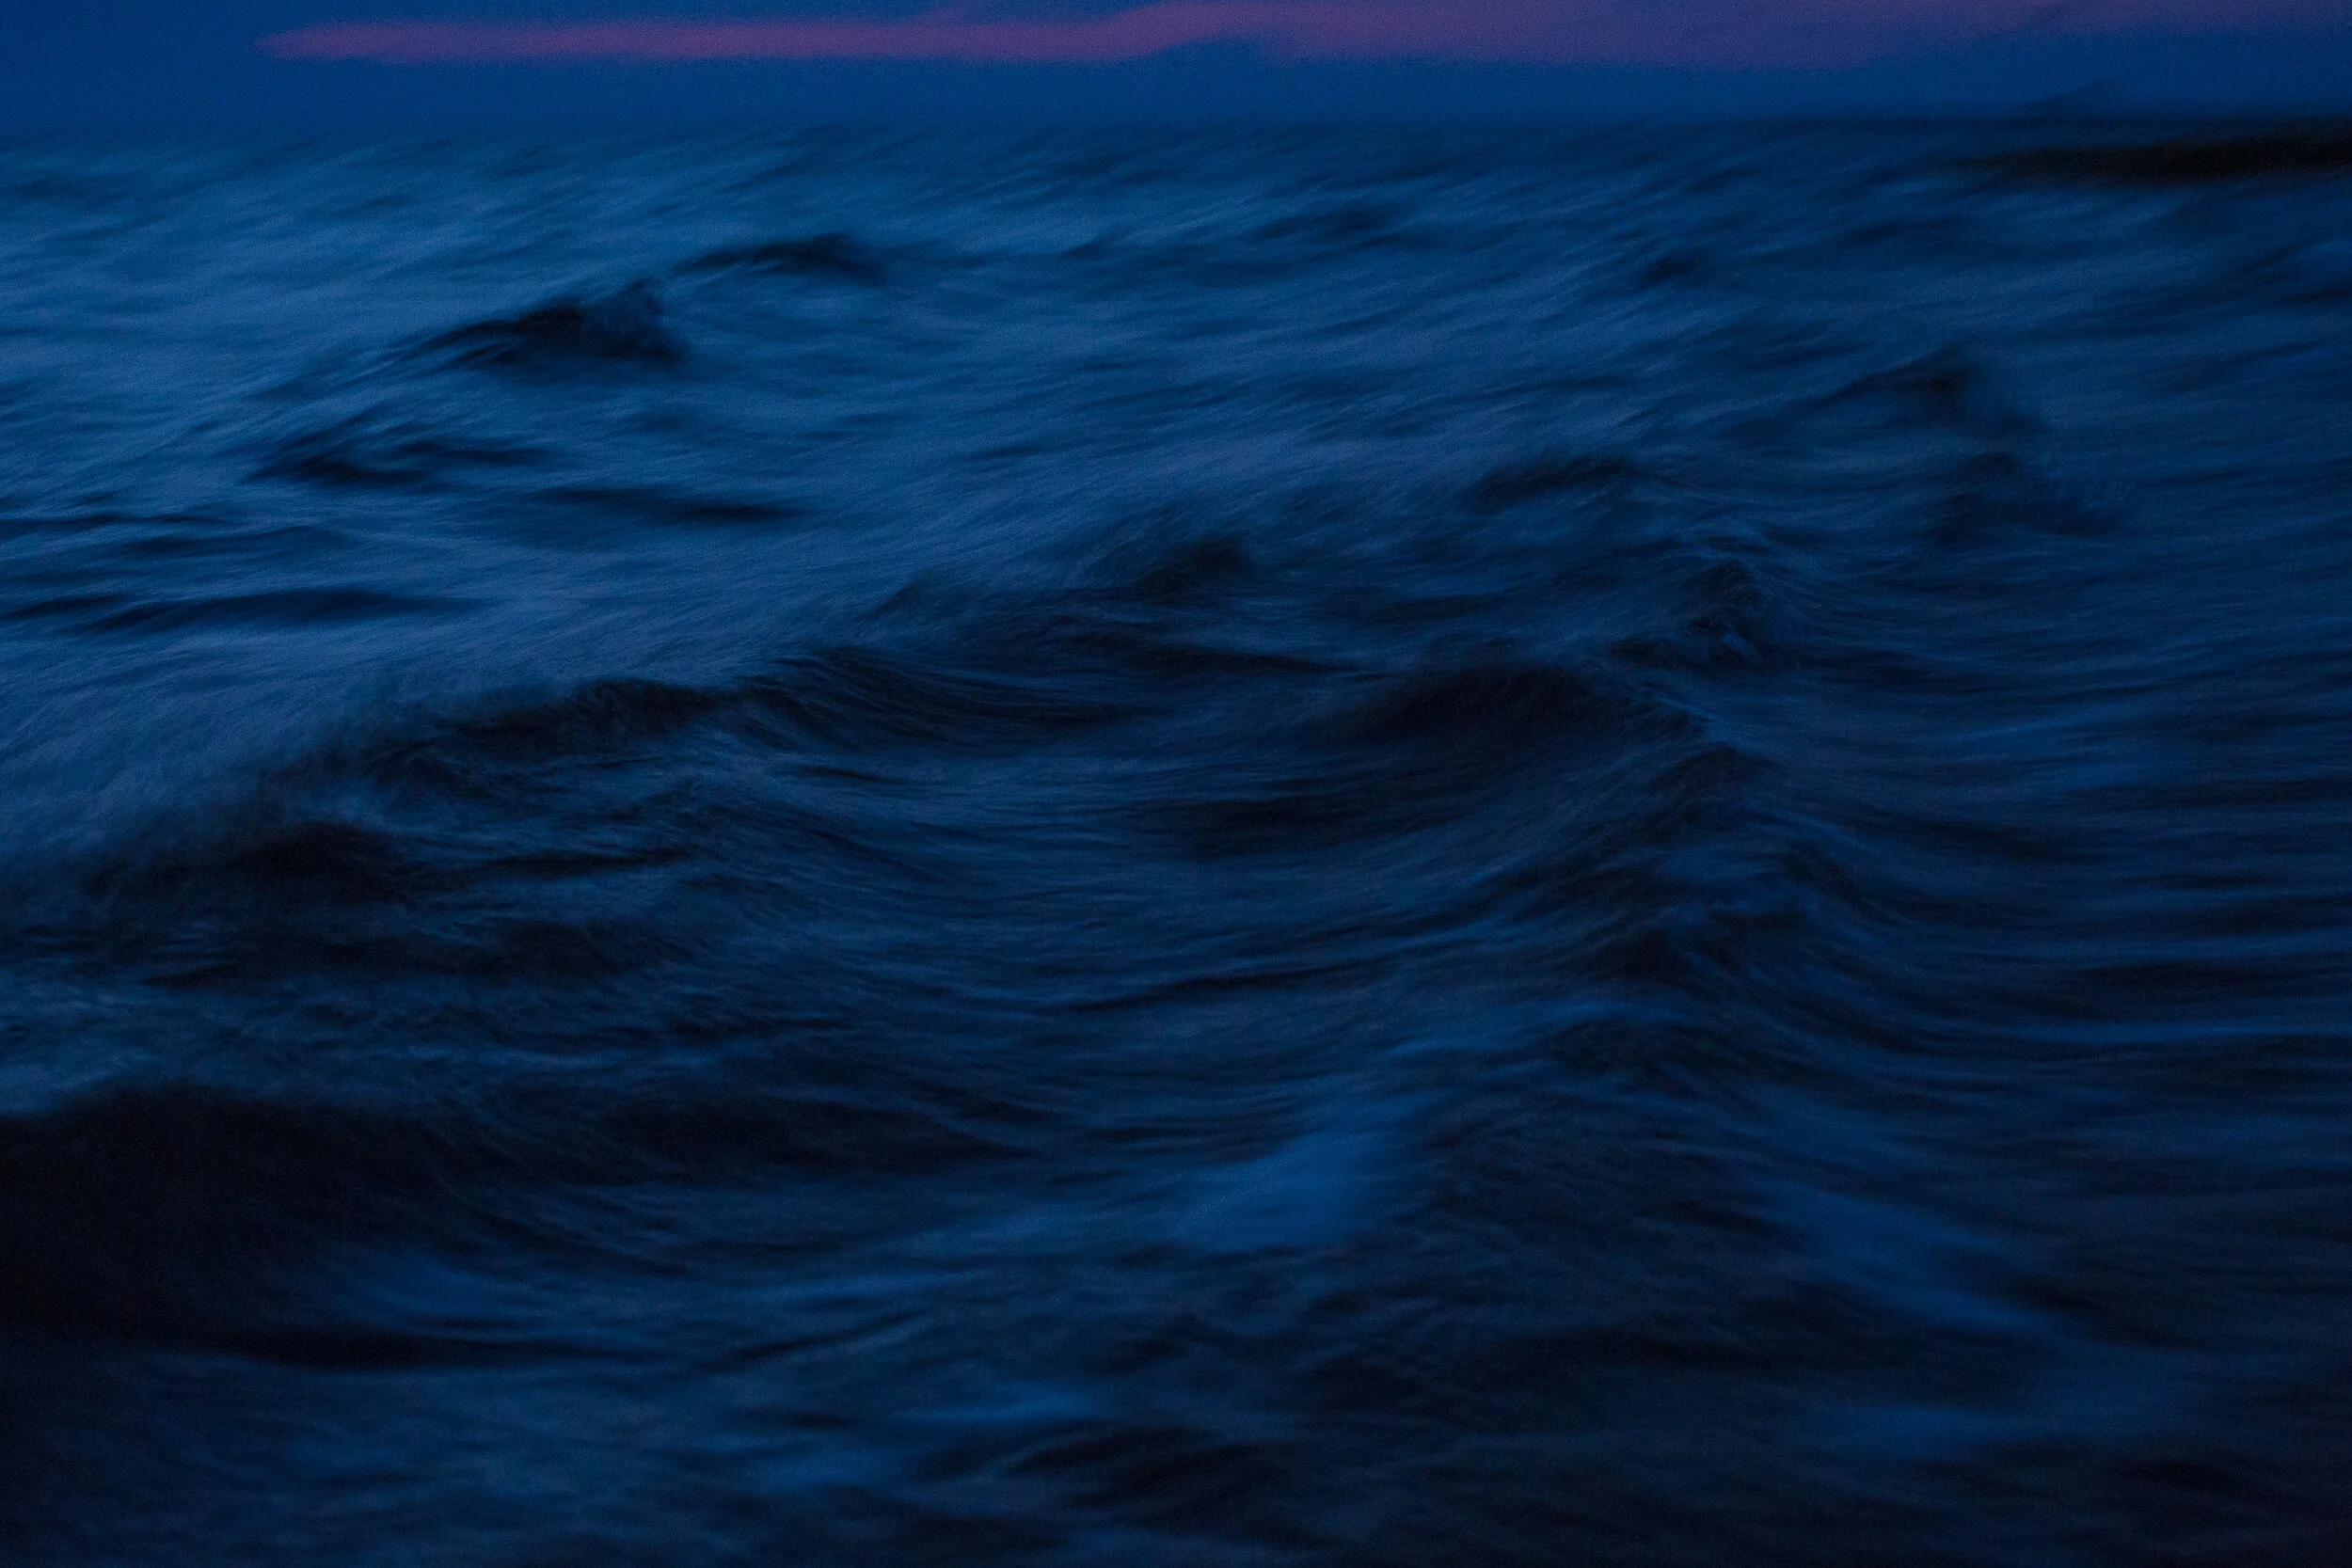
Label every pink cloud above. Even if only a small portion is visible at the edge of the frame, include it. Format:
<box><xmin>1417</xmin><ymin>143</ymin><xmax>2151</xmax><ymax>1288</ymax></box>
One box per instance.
<box><xmin>260</xmin><ymin>2</ymin><xmax>2350</xmax><ymax>71</ymax></box>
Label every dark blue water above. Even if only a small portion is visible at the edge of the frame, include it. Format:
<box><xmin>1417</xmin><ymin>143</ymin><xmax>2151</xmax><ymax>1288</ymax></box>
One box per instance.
<box><xmin>4</xmin><ymin>124</ymin><xmax>2350</xmax><ymax>1566</ymax></box>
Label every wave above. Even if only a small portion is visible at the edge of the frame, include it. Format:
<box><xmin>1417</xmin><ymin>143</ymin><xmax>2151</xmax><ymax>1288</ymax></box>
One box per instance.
<box><xmin>7</xmin><ymin>587</ymin><xmax>469</xmax><ymax>634</ymax></box>
<box><xmin>529</xmin><ymin>483</ymin><xmax>807</xmax><ymax>528</ymax></box>
<box><xmin>5</xmin><ymin>124</ymin><xmax>2351</xmax><ymax>1568</ymax></box>
<box><xmin>1610</xmin><ymin>556</ymin><xmax>1786</xmax><ymax>673</ymax></box>
<box><xmin>401</xmin><ymin>649</ymin><xmax>1136</xmax><ymax>763</ymax></box>
<box><xmin>1461</xmin><ymin>453</ymin><xmax>1640</xmax><ymax>514</ymax></box>
<box><xmin>253</xmin><ymin>420</ymin><xmax>546</xmax><ymax>490</ymax></box>
<box><xmin>684</xmin><ymin>231</ymin><xmax>891</xmax><ymax>283</ymax></box>
<box><xmin>0</xmin><ymin>1080</ymin><xmax>1011</xmax><ymax>1361</ymax></box>
<box><xmin>419</xmin><ymin>280</ymin><xmax>681</xmax><ymax>370</ymax></box>
<box><xmin>1331</xmin><ymin>657</ymin><xmax>1663</xmax><ymax>751</ymax></box>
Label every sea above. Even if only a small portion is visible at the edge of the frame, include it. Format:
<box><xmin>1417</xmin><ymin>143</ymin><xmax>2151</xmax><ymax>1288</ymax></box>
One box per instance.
<box><xmin>2</xmin><ymin>122</ymin><xmax>2349</xmax><ymax>1566</ymax></box>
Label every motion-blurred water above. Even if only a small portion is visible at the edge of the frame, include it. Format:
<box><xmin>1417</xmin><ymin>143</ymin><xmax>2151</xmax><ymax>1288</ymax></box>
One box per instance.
<box><xmin>3</xmin><ymin>124</ymin><xmax>2349</xmax><ymax>1566</ymax></box>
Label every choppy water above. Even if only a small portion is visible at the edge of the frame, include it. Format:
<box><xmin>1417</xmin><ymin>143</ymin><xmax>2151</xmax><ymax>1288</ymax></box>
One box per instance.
<box><xmin>3</xmin><ymin>123</ymin><xmax>2350</xmax><ymax>1566</ymax></box>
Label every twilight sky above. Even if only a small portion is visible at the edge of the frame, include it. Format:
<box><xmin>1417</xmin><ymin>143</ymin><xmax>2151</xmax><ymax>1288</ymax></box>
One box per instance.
<box><xmin>10</xmin><ymin>1</ymin><xmax>2352</xmax><ymax>129</ymax></box>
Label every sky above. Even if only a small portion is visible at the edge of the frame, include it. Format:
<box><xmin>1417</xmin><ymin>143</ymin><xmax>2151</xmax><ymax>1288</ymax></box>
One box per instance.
<box><xmin>8</xmin><ymin>1</ymin><xmax>2352</xmax><ymax>130</ymax></box>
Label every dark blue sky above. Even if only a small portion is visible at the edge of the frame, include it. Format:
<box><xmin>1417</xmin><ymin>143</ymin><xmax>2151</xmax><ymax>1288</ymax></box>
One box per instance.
<box><xmin>9</xmin><ymin>3</ymin><xmax>2352</xmax><ymax>132</ymax></box>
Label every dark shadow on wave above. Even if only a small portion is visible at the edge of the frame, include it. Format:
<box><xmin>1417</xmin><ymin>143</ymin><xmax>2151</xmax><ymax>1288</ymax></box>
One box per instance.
<box><xmin>1927</xmin><ymin>451</ymin><xmax>2127</xmax><ymax>546</ymax></box>
<box><xmin>682</xmin><ymin>232</ymin><xmax>889</xmax><ymax>283</ymax></box>
<box><xmin>402</xmin><ymin>649</ymin><xmax>1137</xmax><ymax>768</ymax></box>
<box><xmin>1002</xmin><ymin>1419</ymin><xmax>1300</xmax><ymax>1534</ymax></box>
<box><xmin>13</xmin><ymin>588</ymin><xmax>469</xmax><ymax>635</ymax></box>
<box><xmin>420</xmin><ymin>281</ymin><xmax>681</xmax><ymax>371</ymax></box>
<box><xmin>0</xmin><ymin>1082</ymin><xmax>1012</xmax><ymax>1359</ymax></box>
<box><xmin>1329</xmin><ymin>657</ymin><xmax>1663</xmax><ymax>752</ymax></box>
<box><xmin>76</xmin><ymin>808</ymin><xmax>682</xmax><ymax>988</ymax></box>
<box><xmin>0</xmin><ymin>1088</ymin><xmax>478</xmax><ymax>1357</ymax></box>
<box><xmin>60</xmin><ymin>645</ymin><xmax>1145</xmax><ymax>984</ymax></box>
<box><xmin>742</xmin><ymin>647</ymin><xmax>1136</xmax><ymax>748</ymax></box>
<box><xmin>1611</xmin><ymin>556</ymin><xmax>1786</xmax><ymax>674</ymax></box>
<box><xmin>1819</xmin><ymin>344</ymin><xmax>2038</xmax><ymax>437</ymax></box>
<box><xmin>209</xmin><ymin>817</ymin><xmax>421</xmax><ymax>904</ymax></box>
<box><xmin>1095</xmin><ymin>531</ymin><xmax>1253</xmax><ymax>607</ymax></box>
<box><xmin>532</xmin><ymin>483</ymin><xmax>806</xmax><ymax>528</ymax></box>
<box><xmin>1250</xmin><ymin>201</ymin><xmax>1435</xmax><ymax>254</ymax></box>
<box><xmin>253</xmin><ymin>422</ymin><xmax>544</xmax><ymax>491</ymax></box>
<box><xmin>1144</xmin><ymin>658</ymin><xmax>1693</xmax><ymax>859</ymax></box>
<box><xmin>1462</xmin><ymin>453</ymin><xmax>1639</xmax><ymax>514</ymax></box>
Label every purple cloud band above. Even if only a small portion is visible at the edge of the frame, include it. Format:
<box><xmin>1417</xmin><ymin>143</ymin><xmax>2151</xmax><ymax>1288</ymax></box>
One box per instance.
<box><xmin>260</xmin><ymin>2</ymin><xmax>2346</xmax><ymax>70</ymax></box>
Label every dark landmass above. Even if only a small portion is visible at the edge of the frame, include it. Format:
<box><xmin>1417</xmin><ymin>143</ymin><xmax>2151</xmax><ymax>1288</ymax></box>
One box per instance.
<box><xmin>1987</xmin><ymin>121</ymin><xmax>2352</xmax><ymax>183</ymax></box>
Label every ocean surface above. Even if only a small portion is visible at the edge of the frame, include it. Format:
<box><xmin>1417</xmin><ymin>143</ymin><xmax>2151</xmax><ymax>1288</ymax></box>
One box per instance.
<box><xmin>2</xmin><ymin>123</ymin><xmax>2349</xmax><ymax>1566</ymax></box>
